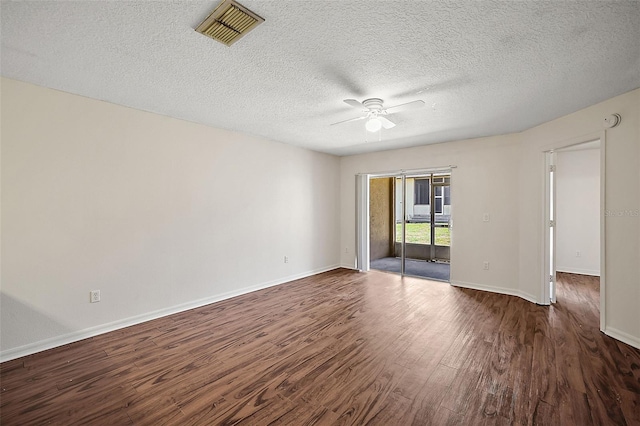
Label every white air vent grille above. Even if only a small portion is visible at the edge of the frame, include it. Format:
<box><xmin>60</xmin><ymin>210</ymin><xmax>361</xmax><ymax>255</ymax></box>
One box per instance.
<box><xmin>195</xmin><ymin>0</ymin><xmax>264</xmax><ymax>46</ymax></box>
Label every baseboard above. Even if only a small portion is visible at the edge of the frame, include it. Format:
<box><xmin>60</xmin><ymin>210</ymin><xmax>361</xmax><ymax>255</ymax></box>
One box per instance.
<box><xmin>339</xmin><ymin>260</ymin><xmax>359</xmax><ymax>270</ymax></box>
<box><xmin>339</xmin><ymin>264</ymin><xmax>359</xmax><ymax>271</ymax></box>
<box><xmin>0</xmin><ymin>264</ymin><xmax>340</xmax><ymax>363</ymax></box>
<box><xmin>450</xmin><ymin>280</ymin><xmax>539</xmax><ymax>304</ymax></box>
<box><xmin>603</xmin><ymin>326</ymin><xmax>640</xmax><ymax>350</ymax></box>
<box><xmin>556</xmin><ymin>267</ymin><xmax>600</xmax><ymax>276</ymax></box>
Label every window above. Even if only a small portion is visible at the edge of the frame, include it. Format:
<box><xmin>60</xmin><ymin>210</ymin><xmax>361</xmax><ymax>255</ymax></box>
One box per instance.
<box><xmin>434</xmin><ymin>185</ymin><xmax>450</xmax><ymax>214</ymax></box>
<box><xmin>435</xmin><ymin>186</ymin><xmax>443</xmax><ymax>213</ymax></box>
<box><xmin>414</xmin><ymin>179</ymin><xmax>430</xmax><ymax>205</ymax></box>
<box><xmin>432</xmin><ymin>176</ymin><xmax>450</xmax><ymax>184</ymax></box>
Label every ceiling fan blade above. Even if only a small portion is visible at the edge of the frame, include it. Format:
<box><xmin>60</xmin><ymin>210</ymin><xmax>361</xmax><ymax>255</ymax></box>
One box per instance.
<box><xmin>330</xmin><ymin>115</ymin><xmax>367</xmax><ymax>126</ymax></box>
<box><xmin>384</xmin><ymin>100</ymin><xmax>425</xmax><ymax>115</ymax></box>
<box><xmin>343</xmin><ymin>99</ymin><xmax>363</xmax><ymax>108</ymax></box>
<box><xmin>378</xmin><ymin>116</ymin><xmax>396</xmax><ymax>129</ymax></box>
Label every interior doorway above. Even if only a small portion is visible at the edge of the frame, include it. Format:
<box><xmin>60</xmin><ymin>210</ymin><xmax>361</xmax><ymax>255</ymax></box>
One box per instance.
<box><xmin>368</xmin><ymin>171</ymin><xmax>451</xmax><ymax>281</ymax></box>
<box><xmin>544</xmin><ymin>138</ymin><xmax>604</xmax><ymax>327</ymax></box>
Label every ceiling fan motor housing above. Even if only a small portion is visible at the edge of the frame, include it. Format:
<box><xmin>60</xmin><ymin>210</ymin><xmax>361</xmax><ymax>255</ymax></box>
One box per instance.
<box><xmin>330</xmin><ymin>97</ymin><xmax>423</xmax><ymax>128</ymax></box>
<box><xmin>362</xmin><ymin>98</ymin><xmax>384</xmax><ymax>111</ymax></box>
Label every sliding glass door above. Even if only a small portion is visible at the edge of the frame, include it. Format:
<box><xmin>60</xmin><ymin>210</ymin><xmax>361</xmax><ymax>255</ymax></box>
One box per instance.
<box><xmin>367</xmin><ymin>170</ymin><xmax>451</xmax><ymax>281</ymax></box>
<box><xmin>392</xmin><ymin>172</ymin><xmax>451</xmax><ymax>280</ymax></box>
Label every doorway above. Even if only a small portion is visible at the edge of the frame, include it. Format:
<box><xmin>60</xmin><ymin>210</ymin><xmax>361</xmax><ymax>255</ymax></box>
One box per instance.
<box><xmin>544</xmin><ymin>138</ymin><xmax>604</xmax><ymax>327</ymax></box>
<box><xmin>368</xmin><ymin>171</ymin><xmax>451</xmax><ymax>281</ymax></box>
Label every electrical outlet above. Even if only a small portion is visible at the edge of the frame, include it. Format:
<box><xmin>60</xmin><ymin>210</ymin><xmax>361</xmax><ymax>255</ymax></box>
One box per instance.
<box><xmin>284</xmin><ymin>256</ymin><xmax>289</xmax><ymax>264</ymax></box>
<box><xmin>345</xmin><ymin>247</ymin><xmax>348</xmax><ymax>253</ymax></box>
<box><xmin>483</xmin><ymin>261</ymin><xmax>490</xmax><ymax>270</ymax></box>
<box><xmin>576</xmin><ymin>251</ymin><xmax>581</xmax><ymax>257</ymax></box>
<box><xmin>483</xmin><ymin>213</ymin><xmax>490</xmax><ymax>222</ymax></box>
<box><xmin>90</xmin><ymin>290</ymin><xmax>101</xmax><ymax>303</ymax></box>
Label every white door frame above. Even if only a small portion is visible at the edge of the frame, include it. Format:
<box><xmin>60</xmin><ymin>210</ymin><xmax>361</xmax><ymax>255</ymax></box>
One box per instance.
<box><xmin>543</xmin><ymin>151</ymin><xmax>557</xmax><ymax>304</ymax></box>
<box><xmin>541</xmin><ymin>131</ymin><xmax>606</xmax><ymax>331</ymax></box>
<box><xmin>356</xmin><ymin>174</ymin><xmax>370</xmax><ymax>271</ymax></box>
<box><xmin>356</xmin><ymin>166</ymin><xmax>455</xmax><ymax>275</ymax></box>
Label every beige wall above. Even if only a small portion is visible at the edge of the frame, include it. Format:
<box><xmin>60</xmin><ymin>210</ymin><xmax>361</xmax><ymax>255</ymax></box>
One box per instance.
<box><xmin>342</xmin><ymin>88</ymin><xmax>640</xmax><ymax>348</ymax></box>
<box><xmin>369</xmin><ymin>177</ymin><xmax>394</xmax><ymax>261</ymax></box>
<box><xmin>0</xmin><ymin>78</ymin><xmax>341</xmax><ymax>359</ymax></box>
<box><xmin>341</xmin><ymin>134</ymin><xmax>522</xmax><ymax>296</ymax></box>
<box><xmin>2</xmin><ymin>77</ymin><xmax>638</xmax><ymax>358</ymax></box>
<box><xmin>519</xmin><ymin>88</ymin><xmax>639</xmax><ymax>347</ymax></box>
<box><xmin>556</xmin><ymin>149</ymin><xmax>600</xmax><ymax>276</ymax></box>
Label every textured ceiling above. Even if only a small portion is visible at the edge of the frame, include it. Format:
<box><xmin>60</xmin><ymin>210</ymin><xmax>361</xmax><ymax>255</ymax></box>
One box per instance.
<box><xmin>1</xmin><ymin>1</ymin><xmax>639</xmax><ymax>156</ymax></box>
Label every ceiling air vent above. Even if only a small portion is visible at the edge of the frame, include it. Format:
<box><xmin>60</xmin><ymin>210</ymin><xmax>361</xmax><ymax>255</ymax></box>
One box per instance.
<box><xmin>195</xmin><ymin>0</ymin><xmax>264</xmax><ymax>46</ymax></box>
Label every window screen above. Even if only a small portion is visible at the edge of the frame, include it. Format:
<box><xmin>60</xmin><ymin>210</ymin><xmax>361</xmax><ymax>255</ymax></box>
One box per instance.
<box><xmin>415</xmin><ymin>179</ymin><xmax>430</xmax><ymax>205</ymax></box>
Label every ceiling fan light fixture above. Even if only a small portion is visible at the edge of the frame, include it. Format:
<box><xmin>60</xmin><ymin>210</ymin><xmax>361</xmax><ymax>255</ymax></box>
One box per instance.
<box><xmin>365</xmin><ymin>117</ymin><xmax>382</xmax><ymax>132</ymax></box>
<box><xmin>331</xmin><ymin>97</ymin><xmax>424</xmax><ymax>131</ymax></box>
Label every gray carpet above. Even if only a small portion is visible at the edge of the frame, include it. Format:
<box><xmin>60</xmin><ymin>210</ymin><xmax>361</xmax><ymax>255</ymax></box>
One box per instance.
<box><xmin>370</xmin><ymin>257</ymin><xmax>450</xmax><ymax>281</ymax></box>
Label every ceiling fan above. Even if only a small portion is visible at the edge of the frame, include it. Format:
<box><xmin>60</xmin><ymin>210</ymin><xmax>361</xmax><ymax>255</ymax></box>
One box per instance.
<box><xmin>331</xmin><ymin>98</ymin><xmax>425</xmax><ymax>132</ymax></box>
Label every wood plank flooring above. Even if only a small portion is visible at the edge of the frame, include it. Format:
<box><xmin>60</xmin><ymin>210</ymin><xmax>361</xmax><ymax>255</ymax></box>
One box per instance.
<box><xmin>1</xmin><ymin>269</ymin><xmax>639</xmax><ymax>425</ymax></box>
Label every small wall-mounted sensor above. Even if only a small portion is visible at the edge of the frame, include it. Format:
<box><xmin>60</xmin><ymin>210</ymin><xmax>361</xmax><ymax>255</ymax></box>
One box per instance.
<box><xmin>603</xmin><ymin>114</ymin><xmax>621</xmax><ymax>129</ymax></box>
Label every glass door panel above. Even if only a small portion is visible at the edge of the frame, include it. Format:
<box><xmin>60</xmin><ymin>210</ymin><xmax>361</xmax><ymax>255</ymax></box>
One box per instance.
<box><xmin>403</xmin><ymin>174</ymin><xmax>432</xmax><ymax>277</ymax></box>
<box><xmin>395</xmin><ymin>177</ymin><xmax>405</xmax><ymax>275</ymax></box>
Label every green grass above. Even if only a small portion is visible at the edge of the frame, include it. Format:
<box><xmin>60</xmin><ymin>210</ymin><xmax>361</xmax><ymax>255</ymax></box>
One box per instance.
<box><xmin>396</xmin><ymin>223</ymin><xmax>451</xmax><ymax>246</ymax></box>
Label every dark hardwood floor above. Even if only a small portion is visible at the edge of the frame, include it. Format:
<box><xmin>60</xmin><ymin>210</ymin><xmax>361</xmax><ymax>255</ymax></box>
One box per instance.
<box><xmin>1</xmin><ymin>269</ymin><xmax>639</xmax><ymax>425</ymax></box>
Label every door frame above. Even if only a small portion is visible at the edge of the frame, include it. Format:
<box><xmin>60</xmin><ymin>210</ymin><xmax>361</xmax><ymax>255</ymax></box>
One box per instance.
<box><xmin>356</xmin><ymin>166</ymin><xmax>455</xmax><ymax>278</ymax></box>
<box><xmin>541</xmin><ymin>131</ymin><xmax>606</xmax><ymax>331</ymax></box>
<box><xmin>429</xmin><ymin>177</ymin><xmax>452</xmax><ymax>262</ymax></box>
<box><xmin>544</xmin><ymin>150</ymin><xmax>557</xmax><ymax>304</ymax></box>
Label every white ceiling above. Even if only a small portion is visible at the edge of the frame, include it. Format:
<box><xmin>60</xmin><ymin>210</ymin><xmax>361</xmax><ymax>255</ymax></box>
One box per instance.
<box><xmin>1</xmin><ymin>1</ymin><xmax>639</xmax><ymax>156</ymax></box>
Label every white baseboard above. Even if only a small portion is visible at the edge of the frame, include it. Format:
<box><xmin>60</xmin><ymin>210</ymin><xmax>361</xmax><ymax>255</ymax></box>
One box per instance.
<box><xmin>450</xmin><ymin>280</ymin><xmax>539</xmax><ymax>304</ymax></box>
<box><xmin>603</xmin><ymin>326</ymin><xmax>640</xmax><ymax>350</ymax></box>
<box><xmin>0</xmin><ymin>265</ymin><xmax>340</xmax><ymax>363</ymax></box>
<box><xmin>339</xmin><ymin>264</ymin><xmax>359</xmax><ymax>271</ymax></box>
<box><xmin>452</xmin><ymin>283</ymin><xmax>640</xmax><ymax>350</ymax></box>
<box><xmin>556</xmin><ymin>267</ymin><xmax>600</xmax><ymax>276</ymax></box>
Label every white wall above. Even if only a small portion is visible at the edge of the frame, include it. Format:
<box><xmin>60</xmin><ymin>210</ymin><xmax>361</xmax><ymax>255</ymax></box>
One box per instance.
<box><xmin>342</xmin><ymin>88</ymin><xmax>640</xmax><ymax>349</ymax></box>
<box><xmin>519</xmin><ymin>88</ymin><xmax>639</xmax><ymax>348</ymax></box>
<box><xmin>555</xmin><ymin>148</ymin><xmax>600</xmax><ymax>276</ymax></box>
<box><xmin>2</xmin><ymin>79</ymin><xmax>638</xmax><ymax>359</ymax></box>
<box><xmin>341</xmin><ymin>134</ymin><xmax>524</xmax><ymax>299</ymax></box>
<box><xmin>0</xmin><ymin>78</ymin><xmax>341</xmax><ymax>360</ymax></box>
